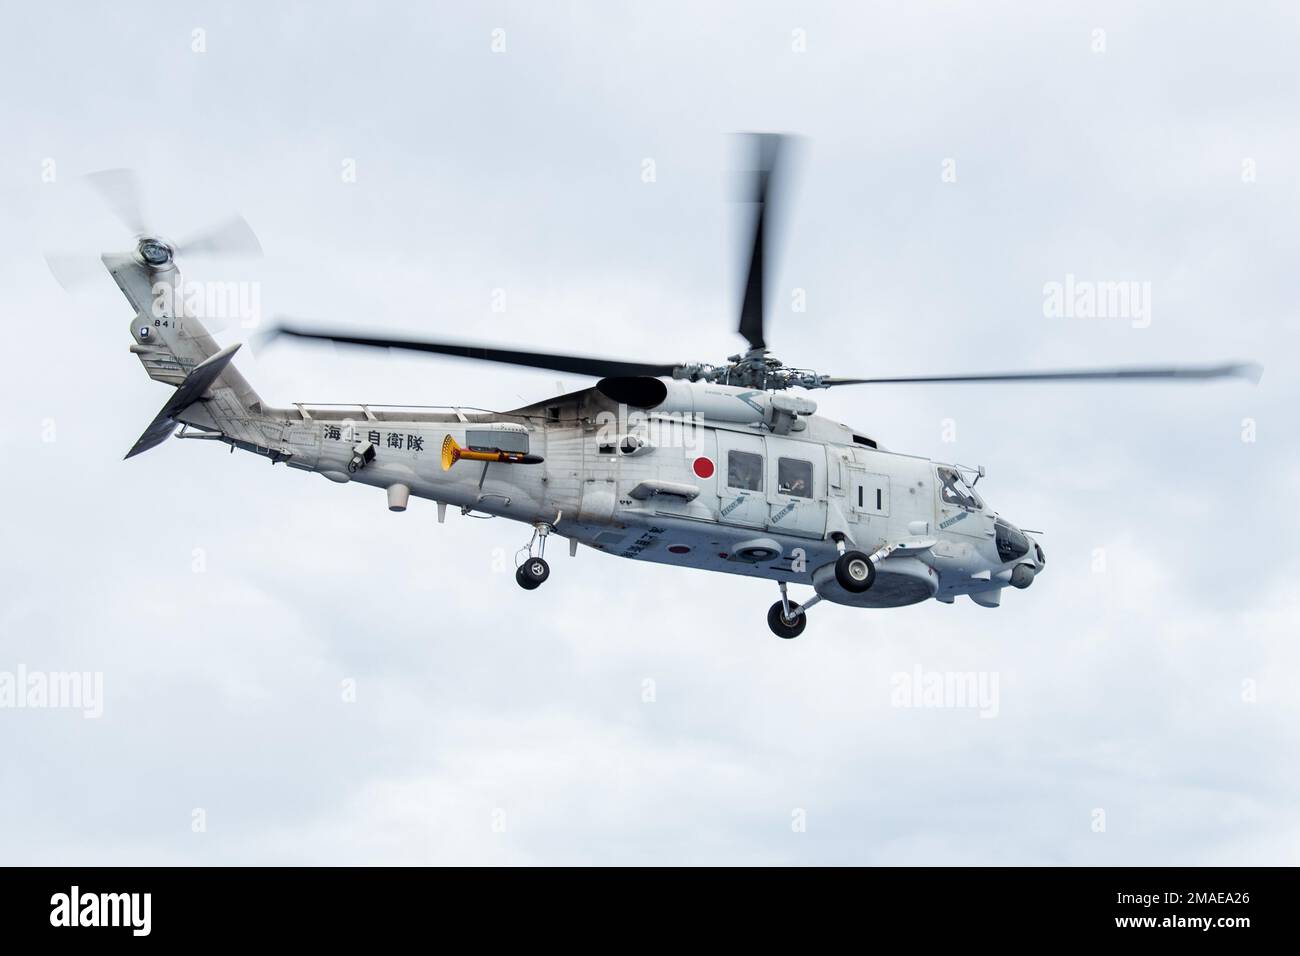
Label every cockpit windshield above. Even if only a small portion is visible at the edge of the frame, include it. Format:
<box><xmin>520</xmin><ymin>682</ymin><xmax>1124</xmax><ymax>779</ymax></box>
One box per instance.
<box><xmin>936</xmin><ymin>466</ymin><xmax>984</xmax><ymax>511</ymax></box>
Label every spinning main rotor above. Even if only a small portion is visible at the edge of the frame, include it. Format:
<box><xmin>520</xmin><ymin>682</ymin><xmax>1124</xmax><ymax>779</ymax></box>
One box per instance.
<box><xmin>259</xmin><ymin>134</ymin><xmax>1259</xmax><ymax>391</ymax></box>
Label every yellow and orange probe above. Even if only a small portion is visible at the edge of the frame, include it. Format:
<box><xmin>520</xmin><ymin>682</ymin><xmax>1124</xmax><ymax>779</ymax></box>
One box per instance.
<box><xmin>441</xmin><ymin>435</ymin><xmax>543</xmax><ymax>471</ymax></box>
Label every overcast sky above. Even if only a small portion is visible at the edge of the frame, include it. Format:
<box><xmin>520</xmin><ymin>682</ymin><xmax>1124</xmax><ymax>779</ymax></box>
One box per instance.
<box><xmin>1</xmin><ymin>1</ymin><xmax>1297</xmax><ymax>864</ymax></box>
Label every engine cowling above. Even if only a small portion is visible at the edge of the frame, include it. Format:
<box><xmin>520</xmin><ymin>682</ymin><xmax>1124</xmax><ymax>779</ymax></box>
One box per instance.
<box><xmin>595</xmin><ymin>376</ymin><xmax>816</xmax><ymax>426</ymax></box>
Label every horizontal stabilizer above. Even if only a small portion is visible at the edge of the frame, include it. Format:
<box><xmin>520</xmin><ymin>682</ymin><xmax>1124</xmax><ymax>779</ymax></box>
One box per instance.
<box><xmin>124</xmin><ymin>344</ymin><xmax>241</xmax><ymax>459</ymax></box>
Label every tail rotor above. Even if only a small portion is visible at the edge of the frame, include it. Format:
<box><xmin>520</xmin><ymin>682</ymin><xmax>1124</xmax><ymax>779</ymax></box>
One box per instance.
<box><xmin>42</xmin><ymin>168</ymin><xmax>263</xmax><ymax>292</ymax></box>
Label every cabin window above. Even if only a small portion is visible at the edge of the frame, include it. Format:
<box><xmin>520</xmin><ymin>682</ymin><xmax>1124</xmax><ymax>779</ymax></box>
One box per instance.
<box><xmin>777</xmin><ymin>458</ymin><xmax>812</xmax><ymax>498</ymax></box>
<box><xmin>727</xmin><ymin>450</ymin><xmax>763</xmax><ymax>492</ymax></box>
<box><xmin>466</xmin><ymin>429</ymin><xmax>529</xmax><ymax>454</ymax></box>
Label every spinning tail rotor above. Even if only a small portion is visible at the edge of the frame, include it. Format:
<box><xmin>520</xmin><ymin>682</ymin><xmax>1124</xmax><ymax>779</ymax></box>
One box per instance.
<box><xmin>43</xmin><ymin>168</ymin><xmax>262</xmax><ymax>291</ymax></box>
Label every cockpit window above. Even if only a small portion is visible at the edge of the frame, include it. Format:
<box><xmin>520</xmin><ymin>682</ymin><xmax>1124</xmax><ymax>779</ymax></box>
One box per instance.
<box><xmin>936</xmin><ymin>466</ymin><xmax>983</xmax><ymax>511</ymax></box>
<box><xmin>995</xmin><ymin>519</ymin><xmax>1030</xmax><ymax>563</ymax></box>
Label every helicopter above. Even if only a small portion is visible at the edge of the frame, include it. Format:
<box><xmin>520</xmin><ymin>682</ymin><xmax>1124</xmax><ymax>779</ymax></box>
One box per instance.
<box><xmin>58</xmin><ymin>137</ymin><xmax>1259</xmax><ymax>638</ymax></box>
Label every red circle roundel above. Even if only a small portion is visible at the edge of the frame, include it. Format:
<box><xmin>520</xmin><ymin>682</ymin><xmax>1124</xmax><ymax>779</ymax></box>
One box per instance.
<box><xmin>693</xmin><ymin>456</ymin><xmax>715</xmax><ymax>479</ymax></box>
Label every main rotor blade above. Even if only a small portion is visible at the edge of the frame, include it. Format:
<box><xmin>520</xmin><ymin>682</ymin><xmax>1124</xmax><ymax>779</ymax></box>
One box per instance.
<box><xmin>733</xmin><ymin>133</ymin><xmax>796</xmax><ymax>352</ymax></box>
<box><xmin>737</xmin><ymin>186</ymin><xmax>767</xmax><ymax>351</ymax></box>
<box><xmin>175</xmin><ymin>215</ymin><xmax>263</xmax><ymax>258</ymax></box>
<box><xmin>822</xmin><ymin>362</ymin><xmax>1263</xmax><ymax>387</ymax></box>
<box><xmin>268</xmin><ymin>323</ymin><xmax>680</xmax><ymax>379</ymax></box>
<box><xmin>84</xmin><ymin>168</ymin><xmax>149</xmax><ymax>237</ymax></box>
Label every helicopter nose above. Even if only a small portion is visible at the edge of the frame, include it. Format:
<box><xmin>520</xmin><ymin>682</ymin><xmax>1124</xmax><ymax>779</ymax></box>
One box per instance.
<box><xmin>1006</xmin><ymin>532</ymin><xmax>1044</xmax><ymax>590</ymax></box>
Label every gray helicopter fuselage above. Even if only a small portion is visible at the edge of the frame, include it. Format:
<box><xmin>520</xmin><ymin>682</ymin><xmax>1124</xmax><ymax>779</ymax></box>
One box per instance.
<box><xmin>181</xmin><ymin>375</ymin><xmax>1042</xmax><ymax>609</ymax></box>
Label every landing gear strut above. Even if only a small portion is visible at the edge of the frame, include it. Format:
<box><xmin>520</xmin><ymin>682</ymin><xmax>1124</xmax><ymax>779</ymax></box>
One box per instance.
<box><xmin>515</xmin><ymin>520</ymin><xmax>556</xmax><ymax>590</ymax></box>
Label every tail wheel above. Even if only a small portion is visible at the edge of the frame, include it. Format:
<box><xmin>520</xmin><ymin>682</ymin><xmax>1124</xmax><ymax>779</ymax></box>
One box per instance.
<box><xmin>767</xmin><ymin>600</ymin><xmax>807</xmax><ymax>639</ymax></box>
<box><xmin>834</xmin><ymin>550</ymin><xmax>876</xmax><ymax>593</ymax></box>
<box><xmin>516</xmin><ymin>557</ymin><xmax>550</xmax><ymax>590</ymax></box>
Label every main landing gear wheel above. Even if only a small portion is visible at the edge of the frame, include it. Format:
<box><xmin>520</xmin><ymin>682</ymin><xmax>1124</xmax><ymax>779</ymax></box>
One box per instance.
<box><xmin>835</xmin><ymin>550</ymin><xmax>876</xmax><ymax>593</ymax></box>
<box><xmin>516</xmin><ymin>557</ymin><xmax>550</xmax><ymax>590</ymax></box>
<box><xmin>767</xmin><ymin>600</ymin><xmax>807</xmax><ymax>639</ymax></box>
<box><xmin>515</xmin><ymin>517</ymin><xmax>560</xmax><ymax>590</ymax></box>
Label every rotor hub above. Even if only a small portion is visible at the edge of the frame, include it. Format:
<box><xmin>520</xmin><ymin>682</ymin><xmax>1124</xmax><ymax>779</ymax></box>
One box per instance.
<box><xmin>674</xmin><ymin>350</ymin><xmax>830</xmax><ymax>391</ymax></box>
<box><xmin>137</xmin><ymin>237</ymin><xmax>173</xmax><ymax>267</ymax></box>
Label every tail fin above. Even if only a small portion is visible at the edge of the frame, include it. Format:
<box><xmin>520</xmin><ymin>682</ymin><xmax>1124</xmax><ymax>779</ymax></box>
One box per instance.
<box><xmin>108</xmin><ymin>251</ymin><xmax>264</xmax><ymax>409</ymax></box>
<box><xmin>108</xmin><ymin>251</ymin><xmax>278</xmax><ymax>455</ymax></box>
